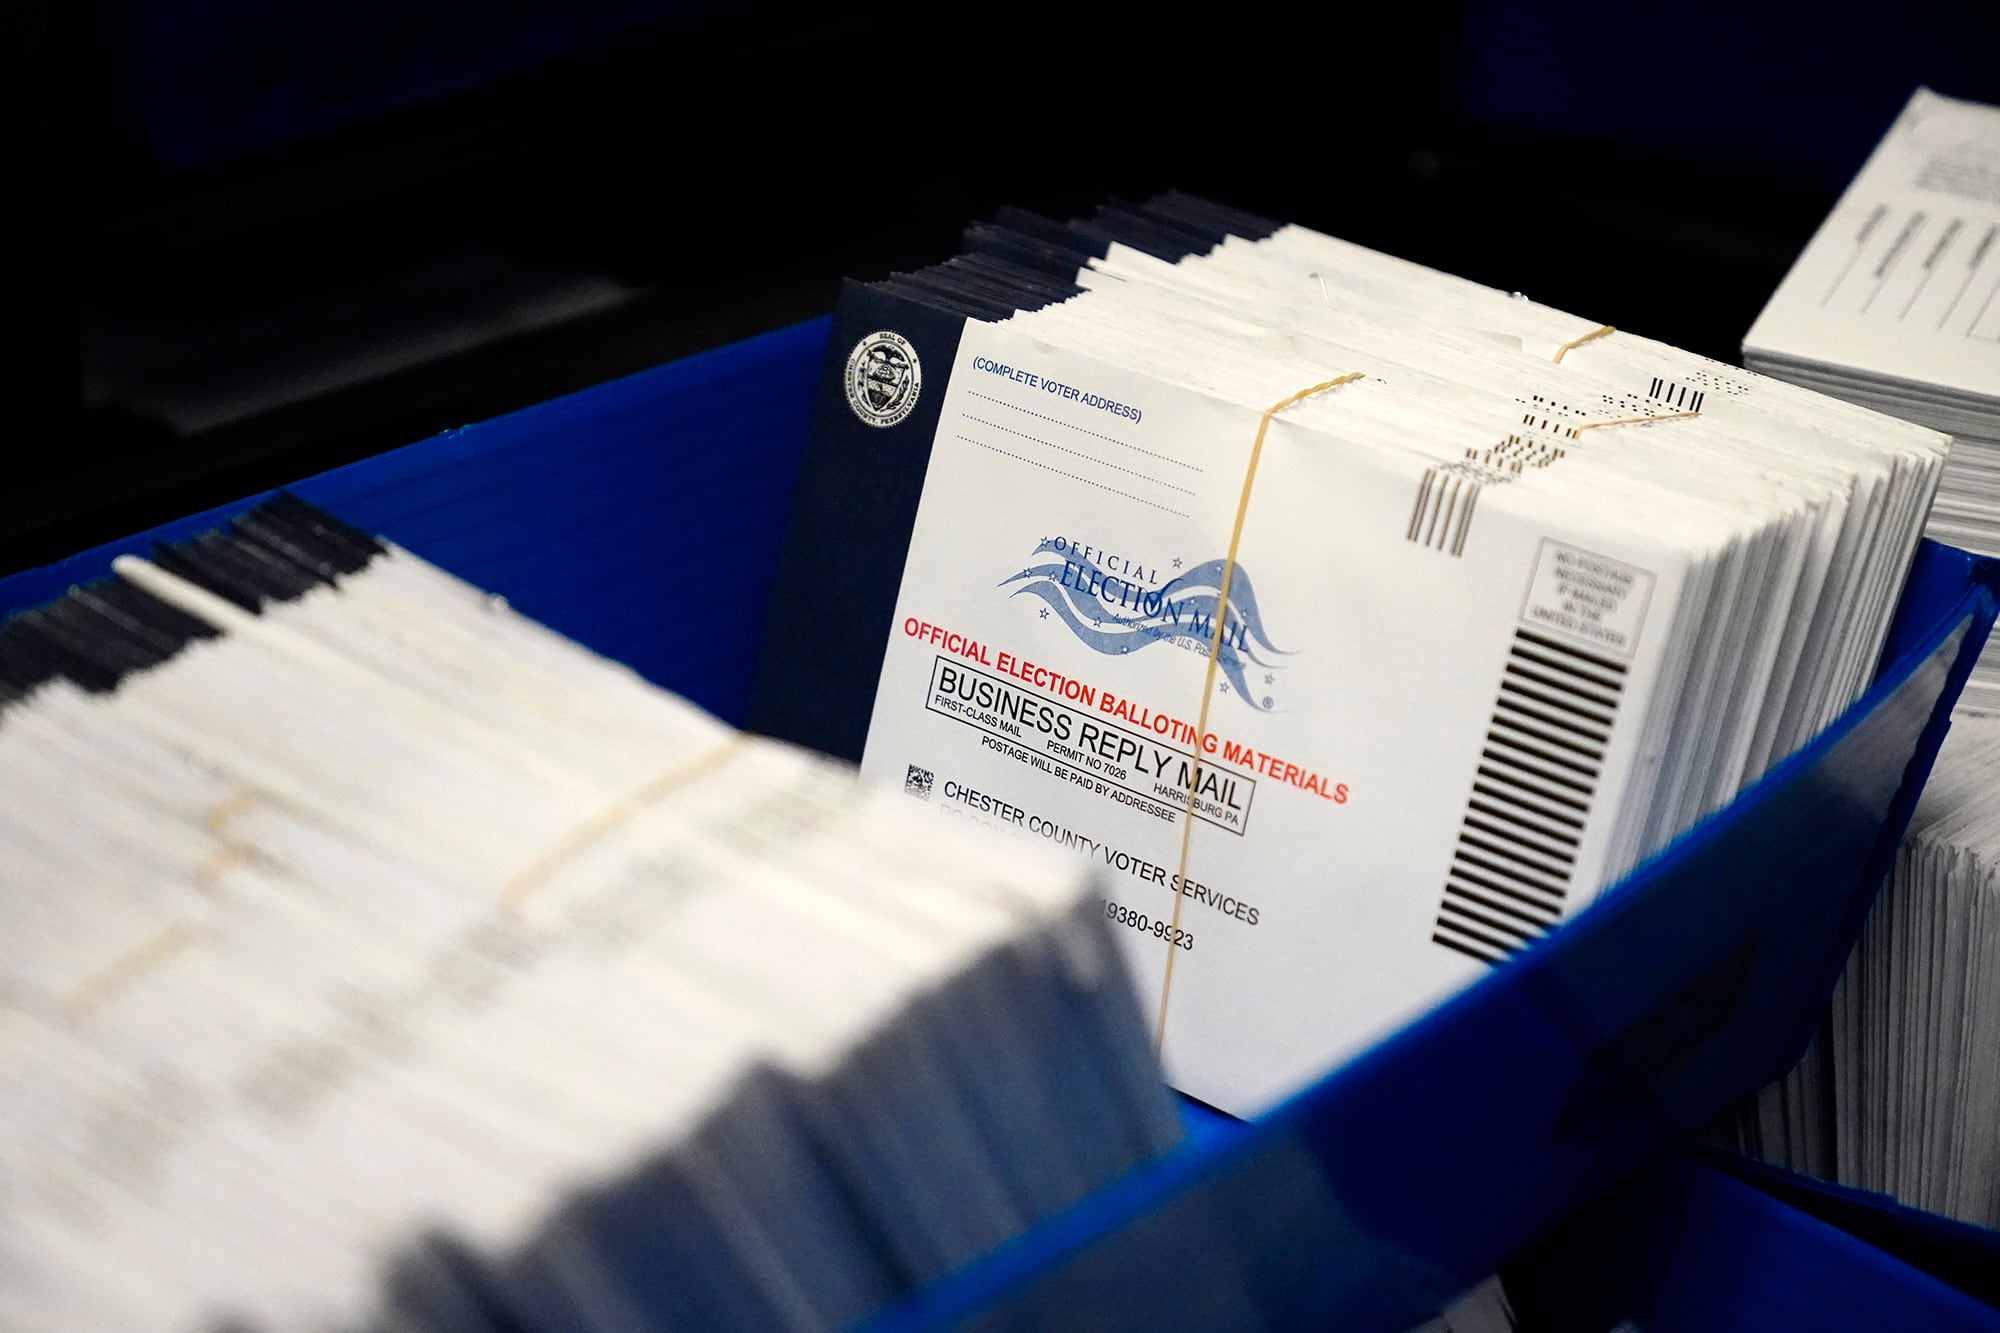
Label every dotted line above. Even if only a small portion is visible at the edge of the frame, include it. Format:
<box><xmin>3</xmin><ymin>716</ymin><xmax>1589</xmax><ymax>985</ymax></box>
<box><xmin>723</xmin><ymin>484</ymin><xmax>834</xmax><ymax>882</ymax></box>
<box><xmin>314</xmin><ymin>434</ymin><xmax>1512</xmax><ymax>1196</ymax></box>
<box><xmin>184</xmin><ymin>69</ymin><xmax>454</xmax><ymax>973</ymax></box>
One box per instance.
<box><xmin>964</xmin><ymin>390</ymin><xmax>1202</xmax><ymax>471</ymax></box>
<box><xmin>960</xmin><ymin>415</ymin><xmax>1196</xmax><ymax>495</ymax></box>
<box><xmin>958</xmin><ymin>437</ymin><xmax>1190</xmax><ymax>518</ymax></box>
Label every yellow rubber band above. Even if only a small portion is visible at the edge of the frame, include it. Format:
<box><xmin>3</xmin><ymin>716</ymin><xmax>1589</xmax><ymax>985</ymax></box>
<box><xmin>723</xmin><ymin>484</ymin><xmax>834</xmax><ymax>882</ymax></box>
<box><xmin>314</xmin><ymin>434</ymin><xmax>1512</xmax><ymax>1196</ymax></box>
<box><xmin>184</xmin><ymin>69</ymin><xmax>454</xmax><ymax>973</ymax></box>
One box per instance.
<box><xmin>194</xmin><ymin>843</ymin><xmax>254</xmax><ymax>892</ymax></box>
<box><xmin>1552</xmin><ymin>325</ymin><xmax>1615</xmax><ymax>363</ymax></box>
<box><xmin>500</xmin><ymin>734</ymin><xmax>754</xmax><ymax>915</ymax></box>
<box><xmin>1154</xmin><ymin>373</ymin><xmax>1363</xmax><ymax>1054</ymax></box>
<box><xmin>204</xmin><ymin>789</ymin><xmax>260</xmax><ymax>831</ymax></box>
<box><xmin>1574</xmin><ymin>409</ymin><xmax>1700</xmax><ymax>434</ymax></box>
<box><xmin>66</xmin><ymin>922</ymin><xmax>211</xmax><ymax>1027</ymax></box>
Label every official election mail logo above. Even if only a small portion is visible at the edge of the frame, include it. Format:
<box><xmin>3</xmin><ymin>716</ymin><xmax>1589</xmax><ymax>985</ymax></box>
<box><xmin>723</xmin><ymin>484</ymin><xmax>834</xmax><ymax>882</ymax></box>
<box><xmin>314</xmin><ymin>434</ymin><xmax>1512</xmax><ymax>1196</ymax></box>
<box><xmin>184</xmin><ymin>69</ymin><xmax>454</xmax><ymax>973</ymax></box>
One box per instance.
<box><xmin>1002</xmin><ymin>538</ymin><xmax>1288</xmax><ymax>709</ymax></box>
<box><xmin>844</xmin><ymin>330</ymin><xmax>922</xmax><ymax>428</ymax></box>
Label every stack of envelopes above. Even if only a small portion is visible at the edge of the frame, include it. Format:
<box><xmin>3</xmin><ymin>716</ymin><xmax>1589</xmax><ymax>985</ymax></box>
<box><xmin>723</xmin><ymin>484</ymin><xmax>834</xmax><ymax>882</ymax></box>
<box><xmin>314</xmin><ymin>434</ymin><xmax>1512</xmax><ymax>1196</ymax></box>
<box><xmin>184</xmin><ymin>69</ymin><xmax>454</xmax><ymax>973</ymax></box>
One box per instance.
<box><xmin>757</xmin><ymin>193</ymin><xmax>1950</xmax><ymax>1117</ymax></box>
<box><xmin>0</xmin><ymin>496</ymin><xmax>1181</xmax><ymax>1331</ymax></box>
<box><xmin>1747</xmin><ymin>87</ymin><xmax>2000</xmax><ymax>714</ymax></box>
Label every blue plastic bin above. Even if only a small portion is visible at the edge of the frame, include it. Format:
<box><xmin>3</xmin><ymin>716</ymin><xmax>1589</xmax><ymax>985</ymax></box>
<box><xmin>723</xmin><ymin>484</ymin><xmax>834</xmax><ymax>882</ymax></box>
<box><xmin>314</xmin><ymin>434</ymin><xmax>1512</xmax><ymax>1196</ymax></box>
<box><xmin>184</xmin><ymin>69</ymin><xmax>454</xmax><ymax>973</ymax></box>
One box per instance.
<box><xmin>2</xmin><ymin>317</ymin><xmax>1995</xmax><ymax>1331</ymax></box>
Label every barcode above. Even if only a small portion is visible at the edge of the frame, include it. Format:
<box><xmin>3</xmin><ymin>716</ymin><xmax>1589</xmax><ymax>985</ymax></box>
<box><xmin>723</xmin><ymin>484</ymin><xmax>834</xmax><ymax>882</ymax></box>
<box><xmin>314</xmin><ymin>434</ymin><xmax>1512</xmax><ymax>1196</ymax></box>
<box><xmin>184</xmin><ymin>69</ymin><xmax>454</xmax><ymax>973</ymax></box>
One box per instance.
<box><xmin>1645</xmin><ymin>376</ymin><xmax>1706</xmax><ymax>412</ymax></box>
<box><xmin>1406</xmin><ymin>464</ymin><xmax>1486</xmax><ymax>557</ymax></box>
<box><xmin>1472</xmin><ymin>435</ymin><xmax>1565</xmax><ymax>471</ymax></box>
<box><xmin>1519</xmin><ymin>395</ymin><xmax>1587</xmax><ymax>440</ymax></box>
<box><xmin>1431</xmin><ymin>628</ymin><xmax>1628</xmax><ymax>964</ymax></box>
<box><xmin>1519</xmin><ymin>410</ymin><xmax>1581</xmax><ymax>440</ymax></box>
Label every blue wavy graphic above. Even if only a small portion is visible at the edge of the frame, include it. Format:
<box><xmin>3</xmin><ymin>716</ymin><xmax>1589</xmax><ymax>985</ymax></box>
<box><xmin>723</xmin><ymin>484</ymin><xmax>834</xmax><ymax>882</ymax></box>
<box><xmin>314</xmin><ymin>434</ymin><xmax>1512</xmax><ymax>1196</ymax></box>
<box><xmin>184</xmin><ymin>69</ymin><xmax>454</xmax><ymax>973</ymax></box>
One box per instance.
<box><xmin>1000</xmin><ymin>542</ymin><xmax>1289</xmax><ymax>708</ymax></box>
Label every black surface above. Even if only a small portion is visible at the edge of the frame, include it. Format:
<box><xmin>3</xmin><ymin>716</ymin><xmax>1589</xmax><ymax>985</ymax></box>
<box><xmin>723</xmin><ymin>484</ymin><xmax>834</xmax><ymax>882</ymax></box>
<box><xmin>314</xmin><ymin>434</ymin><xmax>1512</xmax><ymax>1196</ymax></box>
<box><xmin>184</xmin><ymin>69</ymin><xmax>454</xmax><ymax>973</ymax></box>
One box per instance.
<box><xmin>4</xmin><ymin>0</ymin><xmax>1999</xmax><ymax>576</ymax></box>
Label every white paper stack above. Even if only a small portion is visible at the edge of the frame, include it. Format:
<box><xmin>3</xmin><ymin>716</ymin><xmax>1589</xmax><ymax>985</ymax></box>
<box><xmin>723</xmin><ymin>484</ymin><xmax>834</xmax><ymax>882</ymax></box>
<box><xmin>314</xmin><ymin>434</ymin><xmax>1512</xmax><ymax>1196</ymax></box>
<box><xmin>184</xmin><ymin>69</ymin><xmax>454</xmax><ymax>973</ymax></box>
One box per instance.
<box><xmin>1741</xmin><ymin>713</ymin><xmax>2000</xmax><ymax>1226</ymax></box>
<box><xmin>1746</xmin><ymin>87</ymin><xmax>2000</xmax><ymax>713</ymax></box>
<box><xmin>0</xmin><ymin>497</ymin><xmax>1181</xmax><ymax>1331</ymax></box>
<box><xmin>809</xmin><ymin>195</ymin><xmax>1949</xmax><ymax>1116</ymax></box>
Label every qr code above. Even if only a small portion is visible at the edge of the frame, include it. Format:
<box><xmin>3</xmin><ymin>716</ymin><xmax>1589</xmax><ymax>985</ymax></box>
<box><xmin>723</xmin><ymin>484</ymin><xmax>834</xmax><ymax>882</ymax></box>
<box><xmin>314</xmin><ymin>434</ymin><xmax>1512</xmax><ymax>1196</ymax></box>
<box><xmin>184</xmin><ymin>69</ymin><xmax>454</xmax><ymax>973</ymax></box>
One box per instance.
<box><xmin>905</xmin><ymin>765</ymin><xmax>935</xmax><ymax>799</ymax></box>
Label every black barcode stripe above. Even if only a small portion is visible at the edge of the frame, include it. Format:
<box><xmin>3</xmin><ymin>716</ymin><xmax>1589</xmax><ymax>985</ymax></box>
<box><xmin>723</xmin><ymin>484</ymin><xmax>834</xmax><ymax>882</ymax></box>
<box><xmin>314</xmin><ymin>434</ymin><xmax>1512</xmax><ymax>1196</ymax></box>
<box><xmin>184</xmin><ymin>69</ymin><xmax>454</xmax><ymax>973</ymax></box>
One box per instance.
<box><xmin>1435</xmin><ymin>479</ymin><xmax>1461</xmax><ymax>549</ymax></box>
<box><xmin>1448</xmin><ymin>876</ymin><xmax>1552</xmax><ymax>928</ymax></box>
<box><xmin>1448</xmin><ymin>866</ymin><xmax>1565</xmax><ymax>915</ymax></box>
<box><xmin>1504</xmin><ymin>632</ymin><xmax>1632</xmax><ymax>680</ymax></box>
<box><xmin>1441</xmin><ymin>892</ymin><xmax>1548</xmax><ymax>937</ymax></box>
<box><xmin>1444</xmin><ymin>883</ymin><xmax>1555</xmax><ymax>932</ymax></box>
<box><xmin>1425</xmin><ymin>476</ymin><xmax>1456</xmax><ymax>547</ymax></box>
<box><xmin>1449</xmin><ymin>476</ymin><xmax>1471</xmax><ymax>535</ymax></box>
<box><xmin>1516</xmin><ymin>628</ymin><xmax>1627</xmax><ymax>675</ymax></box>
<box><xmin>1433</xmin><ymin>930</ymin><xmax>1508</xmax><ymax>965</ymax></box>
<box><xmin>1467</xmin><ymin>804</ymin><xmax>1584</xmax><ymax>860</ymax></box>
<box><xmin>1466</xmin><ymin>794</ymin><xmax>1582</xmax><ymax>846</ymax></box>
<box><xmin>1481</xmin><ymin>742</ymin><xmax>1598</xmax><ymax>794</ymax></box>
<box><xmin>1503</xmin><ymin>659</ymin><xmax>1622</xmax><ymax>713</ymax></box>
<box><xmin>1461</xmin><ymin>822</ymin><xmax>1578</xmax><ymax>878</ymax></box>
<box><xmin>1424</xmin><ymin>472</ymin><xmax>1456</xmax><ymax>544</ymax></box>
<box><xmin>1456</xmin><ymin>816</ymin><xmax>1576</xmax><ymax>868</ymax></box>
<box><xmin>1472</xmin><ymin>777</ymin><xmax>1585</xmax><ymax>828</ymax></box>
<box><xmin>1646</xmin><ymin>378</ymin><xmax>1707</xmax><ymax>414</ymax></box>
<box><xmin>1495</xmin><ymin>715</ymin><xmax>1609</xmax><ymax>766</ymax></box>
<box><xmin>1485</xmin><ymin>726</ymin><xmax>1603</xmax><ymax>777</ymax></box>
<box><xmin>1433</xmin><ymin>626</ymin><xmax>1628</xmax><ymax>964</ymax></box>
<box><xmin>1438</xmin><ymin>898</ymin><xmax>1544</xmax><ymax>949</ymax></box>
<box><xmin>1455</xmin><ymin>835</ymin><xmax>1573</xmax><ymax>893</ymax></box>
<box><xmin>1407</xmin><ymin>466</ymin><xmax>1481</xmax><ymax>557</ymax></box>
<box><xmin>1463</xmin><ymin>806</ymin><xmax>1580</xmax><ymax>857</ymax></box>
<box><xmin>1474</xmin><ymin>781</ymin><xmax>1589</xmax><ymax>839</ymax></box>
<box><xmin>1438</xmin><ymin>913</ymin><xmax>1539</xmax><ymax>959</ymax></box>
<box><xmin>1460</xmin><ymin>825</ymin><xmax>1575</xmax><ymax>881</ymax></box>
<box><xmin>1504</xmin><ymin>696</ymin><xmax>1616</xmax><ymax>748</ymax></box>
<box><xmin>1510</xmin><ymin>639</ymin><xmax>1626</xmax><ymax>691</ymax></box>
<box><xmin>1492</xmin><ymin>693</ymin><xmax>1613</xmax><ymax>747</ymax></box>
<box><xmin>1434</xmin><ymin>915</ymin><xmax>1526</xmax><ymax>959</ymax></box>
<box><xmin>1448</xmin><ymin>847</ymin><xmax>1569</xmax><ymax>901</ymax></box>
<box><xmin>1493</xmin><ymin>701</ymin><xmax>1612</xmax><ymax>758</ymax></box>
<box><xmin>1476</xmin><ymin>759</ymin><xmax>1592</xmax><ymax>808</ymax></box>
<box><xmin>1406</xmin><ymin>469</ymin><xmax>1434</xmax><ymax>540</ymax></box>
<box><xmin>1504</xmin><ymin>656</ymin><xmax>1624</xmax><ymax>712</ymax></box>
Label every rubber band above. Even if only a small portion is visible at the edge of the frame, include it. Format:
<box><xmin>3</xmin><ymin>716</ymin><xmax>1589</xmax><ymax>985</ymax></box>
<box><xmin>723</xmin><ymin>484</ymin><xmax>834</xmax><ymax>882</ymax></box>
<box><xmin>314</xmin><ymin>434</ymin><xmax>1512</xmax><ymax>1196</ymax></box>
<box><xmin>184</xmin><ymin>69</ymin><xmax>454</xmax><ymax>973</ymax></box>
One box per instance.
<box><xmin>500</xmin><ymin>735</ymin><xmax>754</xmax><ymax>914</ymax></box>
<box><xmin>65</xmin><ymin>922</ymin><xmax>211</xmax><ymax>1026</ymax></box>
<box><xmin>1552</xmin><ymin>325</ymin><xmax>1615</xmax><ymax>363</ymax></box>
<box><xmin>1154</xmin><ymin>373</ymin><xmax>1363</xmax><ymax>1053</ymax></box>
<box><xmin>204</xmin><ymin>789</ymin><xmax>261</xmax><ymax>831</ymax></box>
<box><xmin>195</xmin><ymin>843</ymin><xmax>254</xmax><ymax>892</ymax></box>
<box><xmin>1574</xmin><ymin>410</ymin><xmax>1700</xmax><ymax>434</ymax></box>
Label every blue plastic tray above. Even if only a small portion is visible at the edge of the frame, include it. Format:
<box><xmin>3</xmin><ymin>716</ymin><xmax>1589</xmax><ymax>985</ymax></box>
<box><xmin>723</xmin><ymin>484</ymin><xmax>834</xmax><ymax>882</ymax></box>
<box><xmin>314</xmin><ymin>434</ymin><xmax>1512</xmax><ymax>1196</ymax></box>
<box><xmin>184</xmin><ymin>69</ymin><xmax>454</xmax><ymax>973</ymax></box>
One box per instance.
<box><xmin>3</xmin><ymin>317</ymin><xmax>1994</xmax><ymax>1331</ymax></box>
<box><xmin>1502</xmin><ymin>1150</ymin><xmax>2000</xmax><ymax>1331</ymax></box>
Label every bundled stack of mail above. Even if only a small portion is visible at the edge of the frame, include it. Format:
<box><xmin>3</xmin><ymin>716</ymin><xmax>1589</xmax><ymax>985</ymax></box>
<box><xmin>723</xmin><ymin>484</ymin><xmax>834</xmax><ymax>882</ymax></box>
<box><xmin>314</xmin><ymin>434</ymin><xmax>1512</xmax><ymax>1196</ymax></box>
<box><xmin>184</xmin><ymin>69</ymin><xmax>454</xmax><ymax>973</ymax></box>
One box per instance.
<box><xmin>1735</xmin><ymin>86</ymin><xmax>2000</xmax><ymax>1196</ymax></box>
<box><xmin>1747</xmin><ymin>87</ymin><xmax>2000</xmax><ymax>714</ymax></box>
<box><xmin>1736</xmin><ymin>713</ymin><xmax>2000</xmax><ymax>1226</ymax></box>
<box><xmin>0</xmin><ymin>496</ymin><xmax>1180</xmax><ymax>1330</ymax></box>
<box><xmin>756</xmin><ymin>192</ymin><xmax>1949</xmax><ymax>1117</ymax></box>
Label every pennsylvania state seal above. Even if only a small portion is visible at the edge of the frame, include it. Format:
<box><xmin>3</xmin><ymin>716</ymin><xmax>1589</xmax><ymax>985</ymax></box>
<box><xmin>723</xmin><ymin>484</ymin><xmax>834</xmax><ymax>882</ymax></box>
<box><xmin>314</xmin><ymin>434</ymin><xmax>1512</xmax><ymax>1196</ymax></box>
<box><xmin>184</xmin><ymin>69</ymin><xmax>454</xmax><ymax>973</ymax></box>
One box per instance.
<box><xmin>844</xmin><ymin>330</ymin><xmax>921</xmax><ymax>428</ymax></box>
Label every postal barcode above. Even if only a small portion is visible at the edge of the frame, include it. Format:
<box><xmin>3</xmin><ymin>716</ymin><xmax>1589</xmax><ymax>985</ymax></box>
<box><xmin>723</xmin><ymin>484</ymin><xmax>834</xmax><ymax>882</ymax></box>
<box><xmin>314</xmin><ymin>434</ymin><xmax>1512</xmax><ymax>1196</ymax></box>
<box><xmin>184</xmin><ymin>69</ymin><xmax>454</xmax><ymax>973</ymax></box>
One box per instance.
<box><xmin>1646</xmin><ymin>376</ymin><xmax>1706</xmax><ymax>412</ymax></box>
<box><xmin>1431</xmin><ymin>628</ymin><xmax>1628</xmax><ymax>965</ymax></box>
<box><xmin>1406</xmin><ymin>466</ymin><xmax>1480</xmax><ymax>557</ymax></box>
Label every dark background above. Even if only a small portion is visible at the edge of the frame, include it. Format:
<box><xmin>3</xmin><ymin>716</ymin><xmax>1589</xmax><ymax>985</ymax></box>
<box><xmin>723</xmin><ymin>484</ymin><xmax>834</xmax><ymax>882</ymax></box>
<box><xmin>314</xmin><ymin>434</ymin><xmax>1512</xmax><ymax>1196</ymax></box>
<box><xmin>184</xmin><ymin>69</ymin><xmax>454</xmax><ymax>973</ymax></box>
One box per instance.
<box><xmin>3</xmin><ymin>0</ymin><xmax>1997</xmax><ymax>576</ymax></box>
